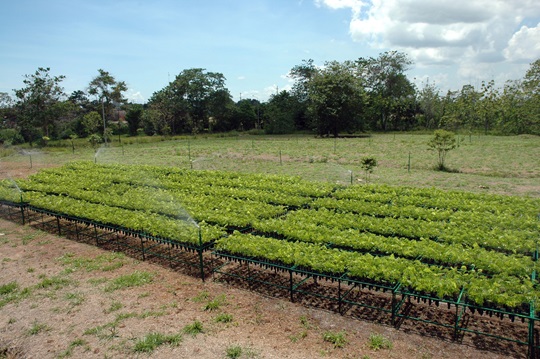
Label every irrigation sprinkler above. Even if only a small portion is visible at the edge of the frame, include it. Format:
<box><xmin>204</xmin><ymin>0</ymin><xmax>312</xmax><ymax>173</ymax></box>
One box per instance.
<box><xmin>29</xmin><ymin>154</ymin><xmax>32</xmax><ymax>169</ymax></box>
<box><xmin>279</xmin><ymin>150</ymin><xmax>282</xmax><ymax>165</ymax></box>
<box><xmin>188</xmin><ymin>140</ymin><xmax>191</xmax><ymax>163</ymax></box>
<box><xmin>408</xmin><ymin>152</ymin><xmax>411</xmax><ymax>173</ymax></box>
<box><xmin>349</xmin><ymin>170</ymin><xmax>353</xmax><ymax>185</ymax></box>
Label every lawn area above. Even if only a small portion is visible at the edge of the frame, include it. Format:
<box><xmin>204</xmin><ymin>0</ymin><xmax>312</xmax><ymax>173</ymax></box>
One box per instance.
<box><xmin>2</xmin><ymin>133</ymin><xmax>539</xmax><ymax>197</ymax></box>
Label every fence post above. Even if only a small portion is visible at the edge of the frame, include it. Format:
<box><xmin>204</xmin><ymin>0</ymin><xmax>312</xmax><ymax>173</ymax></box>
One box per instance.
<box><xmin>198</xmin><ymin>228</ymin><xmax>205</xmax><ymax>281</ymax></box>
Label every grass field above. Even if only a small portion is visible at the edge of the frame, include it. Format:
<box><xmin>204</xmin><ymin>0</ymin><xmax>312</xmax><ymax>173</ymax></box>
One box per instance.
<box><xmin>2</xmin><ymin>133</ymin><xmax>539</xmax><ymax>197</ymax></box>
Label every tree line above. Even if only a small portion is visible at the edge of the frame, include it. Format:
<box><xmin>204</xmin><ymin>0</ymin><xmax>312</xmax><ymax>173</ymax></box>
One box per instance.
<box><xmin>1</xmin><ymin>51</ymin><xmax>539</xmax><ymax>145</ymax></box>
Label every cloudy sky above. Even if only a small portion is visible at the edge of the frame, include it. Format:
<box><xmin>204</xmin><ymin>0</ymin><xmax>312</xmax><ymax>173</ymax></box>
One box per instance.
<box><xmin>1</xmin><ymin>0</ymin><xmax>539</xmax><ymax>103</ymax></box>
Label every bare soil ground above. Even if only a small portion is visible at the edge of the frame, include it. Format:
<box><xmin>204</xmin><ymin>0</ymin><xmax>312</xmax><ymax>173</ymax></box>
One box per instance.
<box><xmin>0</xmin><ymin>217</ymin><xmax>529</xmax><ymax>359</ymax></box>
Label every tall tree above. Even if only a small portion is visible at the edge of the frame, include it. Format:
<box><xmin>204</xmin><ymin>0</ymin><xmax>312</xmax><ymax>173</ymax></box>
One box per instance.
<box><xmin>14</xmin><ymin>67</ymin><xmax>66</xmax><ymax>142</ymax></box>
<box><xmin>520</xmin><ymin>59</ymin><xmax>540</xmax><ymax>134</ymax></box>
<box><xmin>417</xmin><ymin>81</ymin><xmax>443</xmax><ymax>129</ymax></box>
<box><xmin>289</xmin><ymin>59</ymin><xmax>317</xmax><ymax>102</ymax></box>
<box><xmin>125</xmin><ymin>104</ymin><xmax>144</xmax><ymax>136</ymax></box>
<box><xmin>264</xmin><ymin>90</ymin><xmax>301</xmax><ymax>134</ymax></box>
<box><xmin>303</xmin><ymin>60</ymin><xmax>366</xmax><ymax>137</ymax></box>
<box><xmin>87</xmin><ymin>69</ymin><xmax>127</xmax><ymax>140</ymax></box>
<box><xmin>357</xmin><ymin>51</ymin><xmax>415</xmax><ymax>131</ymax></box>
<box><xmin>147</xmin><ymin>68</ymin><xmax>231</xmax><ymax>134</ymax></box>
<box><xmin>0</xmin><ymin>92</ymin><xmax>15</xmax><ymax>126</ymax></box>
<box><xmin>478</xmin><ymin>80</ymin><xmax>500</xmax><ymax>134</ymax></box>
<box><xmin>497</xmin><ymin>80</ymin><xmax>525</xmax><ymax>134</ymax></box>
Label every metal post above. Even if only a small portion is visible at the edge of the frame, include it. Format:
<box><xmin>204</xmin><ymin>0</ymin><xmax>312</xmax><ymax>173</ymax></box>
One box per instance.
<box><xmin>19</xmin><ymin>192</ymin><xmax>25</xmax><ymax>225</ymax></box>
<box><xmin>198</xmin><ymin>228</ymin><xmax>205</xmax><ymax>281</ymax></box>
<box><xmin>528</xmin><ymin>301</ymin><xmax>536</xmax><ymax>359</ymax></box>
<box><xmin>94</xmin><ymin>223</ymin><xmax>99</xmax><ymax>246</ymax></box>
<box><xmin>454</xmin><ymin>287</ymin><xmax>465</xmax><ymax>340</ymax></box>
<box><xmin>391</xmin><ymin>283</ymin><xmax>401</xmax><ymax>326</ymax></box>
<box><xmin>289</xmin><ymin>269</ymin><xmax>294</xmax><ymax>302</ymax></box>
<box><xmin>338</xmin><ymin>278</ymin><xmax>342</xmax><ymax>314</ymax></box>
<box><xmin>20</xmin><ymin>205</ymin><xmax>25</xmax><ymax>225</ymax></box>
<box><xmin>140</xmin><ymin>235</ymin><xmax>146</xmax><ymax>260</ymax></box>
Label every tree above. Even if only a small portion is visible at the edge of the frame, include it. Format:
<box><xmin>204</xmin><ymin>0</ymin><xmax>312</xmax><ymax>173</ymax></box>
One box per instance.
<box><xmin>147</xmin><ymin>68</ymin><xmax>231</xmax><ymax>134</ymax></box>
<box><xmin>360</xmin><ymin>156</ymin><xmax>378</xmax><ymax>182</ymax></box>
<box><xmin>523</xmin><ymin>59</ymin><xmax>540</xmax><ymax>94</ymax></box>
<box><xmin>520</xmin><ymin>59</ymin><xmax>540</xmax><ymax>134</ymax></box>
<box><xmin>88</xmin><ymin>69</ymin><xmax>127</xmax><ymax>142</ymax></box>
<box><xmin>14</xmin><ymin>67</ymin><xmax>67</xmax><ymax>142</ymax></box>
<box><xmin>235</xmin><ymin>99</ymin><xmax>258</xmax><ymax>131</ymax></box>
<box><xmin>0</xmin><ymin>92</ymin><xmax>13</xmax><ymax>115</ymax></box>
<box><xmin>264</xmin><ymin>90</ymin><xmax>299</xmax><ymax>134</ymax></box>
<box><xmin>289</xmin><ymin>59</ymin><xmax>317</xmax><ymax>102</ymax></box>
<box><xmin>427</xmin><ymin>130</ymin><xmax>456</xmax><ymax>171</ymax></box>
<box><xmin>478</xmin><ymin>80</ymin><xmax>500</xmax><ymax>134</ymax></box>
<box><xmin>357</xmin><ymin>51</ymin><xmax>415</xmax><ymax>131</ymax></box>
<box><xmin>0</xmin><ymin>92</ymin><xmax>16</xmax><ymax>130</ymax></box>
<box><xmin>290</xmin><ymin>60</ymin><xmax>366</xmax><ymax>137</ymax></box>
<box><xmin>125</xmin><ymin>104</ymin><xmax>144</xmax><ymax>136</ymax></box>
<box><xmin>81</xmin><ymin>111</ymin><xmax>101</xmax><ymax>136</ymax></box>
<box><xmin>417</xmin><ymin>81</ymin><xmax>443</xmax><ymax>129</ymax></box>
<box><xmin>309</xmin><ymin>61</ymin><xmax>367</xmax><ymax>136</ymax></box>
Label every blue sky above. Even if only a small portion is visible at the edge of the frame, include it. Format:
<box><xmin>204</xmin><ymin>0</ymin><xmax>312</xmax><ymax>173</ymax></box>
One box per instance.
<box><xmin>1</xmin><ymin>0</ymin><xmax>539</xmax><ymax>103</ymax></box>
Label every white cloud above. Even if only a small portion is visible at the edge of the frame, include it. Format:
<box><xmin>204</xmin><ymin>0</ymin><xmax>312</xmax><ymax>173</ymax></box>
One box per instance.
<box><xmin>316</xmin><ymin>0</ymin><xmax>540</xmax><ymax>67</ymax></box>
<box><xmin>504</xmin><ymin>24</ymin><xmax>540</xmax><ymax>62</ymax></box>
<box><xmin>126</xmin><ymin>89</ymin><xmax>145</xmax><ymax>104</ymax></box>
<box><xmin>237</xmin><ymin>76</ymin><xmax>246</xmax><ymax>80</ymax></box>
<box><xmin>314</xmin><ymin>0</ymin><xmax>364</xmax><ymax>15</ymax></box>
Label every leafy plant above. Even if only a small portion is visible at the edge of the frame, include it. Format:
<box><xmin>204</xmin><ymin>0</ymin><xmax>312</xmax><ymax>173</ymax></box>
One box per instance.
<box><xmin>57</xmin><ymin>338</ymin><xmax>88</xmax><ymax>358</ymax></box>
<box><xmin>64</xmin><ymin>292</ymin><xmax>85</xmax><ymax>306</ymax></box>
<box><xmin>0</xmin><ymin>282</ymin><xmax>31</xmax><ymax>309</ymax></box>
<box><xmin>368</xmin><ymin>333</ymin><xmax>393</xmax><ymax>350</ymax></box>
<box><xmin>183</xmin><ymin>320</ymin><xmax>204</xmax><ymax>336</ymax></box>
<box><xmin>215</xmin><ymin>313</ymin><xmax>233</xmax><ymax>323</ymax></box>
<box><xmin>27</xmin><ymin>321</ymin><xmax>50</xmax><ymax>335</ymax></box>
<box><xmin>104</xmin><ymin>271</ymin><xmax>153</xmax><ymax>292</ymax></box>
<box><xmin>322</xmin><ymin>330</ymin><xmax>347</xmax><ymax>348</ymax></box>
<box><xmin>35</xmin><ymin>275</ymin><xmax>73</xmax><ymax>290</ymax></box>
<box><xmin>133</xmin><ymin>332</ymin><xmax>182</xmax><ymax>353</ymax></box>
<box><xmin>427</xmin><ymin>129</ymin><xmax>456</xmax><ymax>171</ymax></box>
<box><xmin>360</xmin><ymin>156</ymin><xmax>377</xmax><ymax>182</ymax></box>
<box><xmin>0</xmin><ymin>282</ymin><xmax>18</xmax><ymax>295</ymax></box>
<box><xmin>192</xmin><ymin>290</ymin><xmax>210</xmax><ymax>302</ymax></box>
<box><xmin>104</xmin><ymin>301</ymin><xmax>123</xmax><ymax>313</ymax></box>
<box><xmin>203</xmin><ymin>294</ymin><xmax>227</xmax><ymax>311</ymax></box>
<box><xmin>225</xmin><ymin>345</ymin><xmax>243</xmax><ymax>358</ymax></box>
